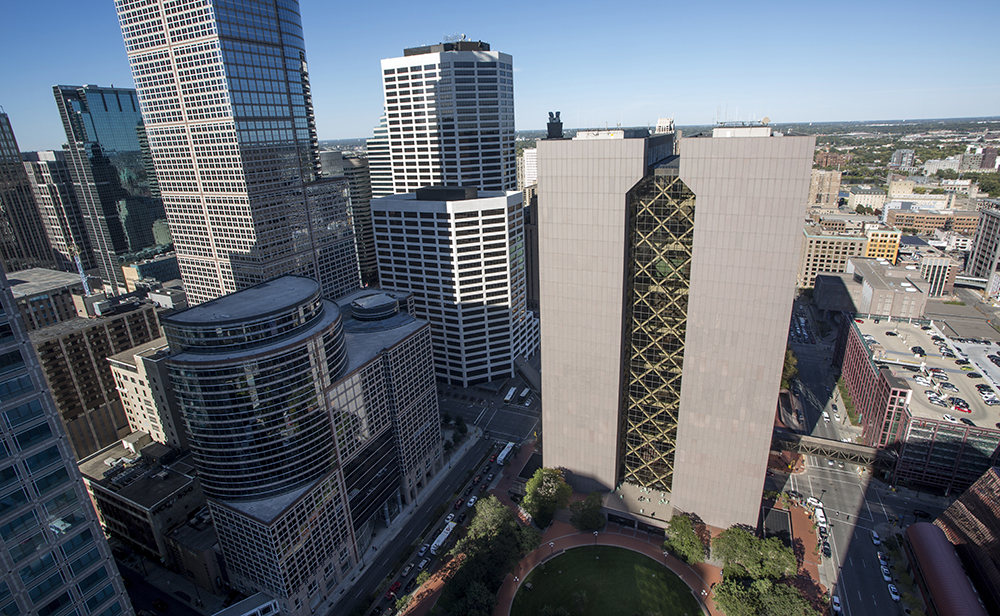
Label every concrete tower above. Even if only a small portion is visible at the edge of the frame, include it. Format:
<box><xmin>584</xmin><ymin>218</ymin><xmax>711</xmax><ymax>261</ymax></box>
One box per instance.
<box><xmin>539</xmin><ymin>123</ymin><xmax>814</xmax><ymax>529</ymax></box>
<box><xmin>379</xmin><ymin>40</ymin><xmax>515</xmax><ymax>194</ymax></box>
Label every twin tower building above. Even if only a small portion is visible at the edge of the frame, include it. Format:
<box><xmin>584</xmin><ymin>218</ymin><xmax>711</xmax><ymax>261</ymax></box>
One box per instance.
<box><xmin>18</xmin><ymin>1</ymin><xmax>818</xmax><ymax>615</ymax></box>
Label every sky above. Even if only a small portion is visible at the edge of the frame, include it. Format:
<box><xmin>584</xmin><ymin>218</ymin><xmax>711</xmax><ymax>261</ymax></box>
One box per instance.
<box><xmin>2</xmin><ymin>0</ymin><xmax>998</xmax><ymax>152</ymax></box>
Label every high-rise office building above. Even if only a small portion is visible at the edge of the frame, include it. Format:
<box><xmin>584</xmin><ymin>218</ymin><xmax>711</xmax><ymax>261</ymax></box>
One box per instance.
<box><xmin>53</xmin><ymin>86</ymin><xmax>168</xmax><ymax>293</ymax></box>
<box><xmin>539</xmin><ymin>123</ymin><xmax>814</xmax><ymax>530</ymax></box>
<box><xmin>379</xmin><ymin>40</ymin><xmax>515</xmax><ymax>194</ymax></box>
<box><xmin>22</xmin><ymin>151</ymin><xmax>95</xmax><ymax>273</ymax></box>
<box><xmin>342</xmin><ymin>155</ymin><xmax>378</xmax><ymax>286</ymax></box>
<box><xmin>373</xmin><ymin>186</ymin><xmax>538</xmax><ymax>386</ymax></box>
<box><xmin>808</xmin><ymin>168</ymin><xmax>841</xmax><ymax>206</ymax></box>
<box><xmin>367</xmin><ymin>114</ymin><xmax>393</xmax><ymax>198</ymax></box>
<box><xmin>0</xmin><ymin>261</ymin><xmax>133</xmax><ymax>616</ymax></box>
<box><xmin>161</xmin><ymin>277</ymin><xmax>441</xmax><ymax>615</ymax></box>
<box><xmin>0</xmin><ymin>113</ymin><xmax>56</xmax><ymax>273</ymax></box>
<box><xmin>114</xmin><ymin>0</ymin><xmax>360</xmax><ymax>305</ymax></box>
<box><xmin>517</xmin><ymin>147</ymin><xmax>537</xmax><ymax>191</ymax></box>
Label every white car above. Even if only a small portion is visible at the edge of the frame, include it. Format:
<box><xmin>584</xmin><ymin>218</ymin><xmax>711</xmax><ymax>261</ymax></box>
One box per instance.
<box><xmin>877</xmin><ymin>551</ymin><xmax>887</xmax><ymax>566</ymax></box>
<box><xmin>466</xmin><ymin>496</ymin><xmax>478</xmax><ymax>508</ymax></box>
<box><xmin>914</xmin><ymin>376</ymin><xmax>931</xmax><ymax>386</ymax></box>
<box><xmin>888</xmin><ymin>584</ymin><xmax>900</xmax><ymax>601</ymax></box>
<box><xmin>822</xmin><ymin>411</ymin><xmax>830</xmax><ymax>422</ymax></box>
<box><xmin>880</xmin><ymin>565</ymin><xmax>892</xmax><ymax>581</ymax></box>
<box><xmin>942</xmin><ymin>414</ymin><xmax>959</xmax><ymax>423</ymax></box>
<box><xmin>831</xmin><ymin>596</ymin><xmax>842</xmax><ymax>613</ymax></box>
<box><xmin>871</xmin><ymin>531</ymin><xmax>881</xmax><ymax>546</ymax></box>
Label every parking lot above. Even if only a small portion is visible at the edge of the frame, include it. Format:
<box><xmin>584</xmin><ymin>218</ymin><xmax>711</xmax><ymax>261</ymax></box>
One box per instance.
<box><xmin>854</xmin><ymin>319</ymin><xmax>1000</xmax><ymax>429</ymax></box>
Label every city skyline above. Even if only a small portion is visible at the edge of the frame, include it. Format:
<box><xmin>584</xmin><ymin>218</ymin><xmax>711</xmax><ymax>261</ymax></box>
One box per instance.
<box><xmin>1</xmin><ymin>0</ymin><xmax>998</xmax><ymax>152</ymax></box>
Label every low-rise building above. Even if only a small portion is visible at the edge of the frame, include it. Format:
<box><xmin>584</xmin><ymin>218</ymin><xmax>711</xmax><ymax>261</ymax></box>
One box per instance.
<box><xmin>848</xmin><ymin>186</ymin><xmax>887</xmax><ymax>211</ymax></box>
<box><xmin>886</xmin><ymin>207</ymin><xmax>980</xmax><ymax>235</ymax></box>
<box><xmin>864</xmin><ymin>227</ymin><xmax>901</xmax><ymax>261</ymax></box>
<box><xmin>7</xmin><ymin>267</ymin><xmax>86</xmax><ymax>330</ymax></box>
<box><xmin>932</xmin><ymin>229</ymin><xmax>973</xmax><ymax>252</ymax></box>
<box><xmin>836</xmin><ymin>319</ymin><xmax>1000</xmax><ymax>494</ymax></box>
<box><xmin>78</xmin><ymin>437</ymin><xmax>204</xmax><ymax>562</ymax></box>
<box><xmin>107</xmin><ymin>337</ymin><xmax>185</xmax><ymax>448</ymax></box>
<box><xmin>164</xmin><ymin>507</ymin><xmax>227</xmax><ymax>596</ymax></box>
<box><xmin>815</xmin><ymin>258</ymin><xmax>929</xmax><ymax>317</ymax></box>
<box><xmin>797</xmin><ymin>223</ymin><xmax>868</xmax><ymax>288</ymax></box>
<box><xmin>121</xmin><ymin>253</ymin><xmax>180</xmax><ymax>292</ymax></box>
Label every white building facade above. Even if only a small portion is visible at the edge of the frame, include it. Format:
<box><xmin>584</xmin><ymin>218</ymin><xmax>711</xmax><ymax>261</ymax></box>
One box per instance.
<box><xmin>372</xmin><ymin>187</ymin><xmax>538</xmax><ymax>386</ymax></box>
<box><xmin>378</xmin><ymin>41</ymin><xmax>515</xmax><ymax>195</ymax></box>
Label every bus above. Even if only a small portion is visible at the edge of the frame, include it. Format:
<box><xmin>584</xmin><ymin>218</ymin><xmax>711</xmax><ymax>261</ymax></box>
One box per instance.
<box><xmin>430</xmin><ymin>521</ymin><xmax>457</xmax><ymax>555</ymax></box>
<box><xmin>519</xmin><ymin>388</ymin><xmax>531</xmax><ymax>402</ymax></box>
<box><xmin>496</xmin><ymin>441</ymin><xmax>515</xmax><ymax>466</ymax></box>
<box><xmin>503</xmin><ymin>387</ymin><xmax>517</xmax><ymax>404</ymax></box>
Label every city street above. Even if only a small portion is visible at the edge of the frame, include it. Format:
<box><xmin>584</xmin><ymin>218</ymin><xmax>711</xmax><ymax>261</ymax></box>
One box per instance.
<box><xmin>438</xmin><ymin>379</ymin><xmax>540</xmax><ymax>444</ymax></box>
<box><xmin>326</xmin><ymin>436</ymin><xmax>493</xmax><ymax>616</ymax></box>
<box><xmin>778</xmin><ymin>301</ymin><xmax>952</xmax><ymax>616</ymax></box>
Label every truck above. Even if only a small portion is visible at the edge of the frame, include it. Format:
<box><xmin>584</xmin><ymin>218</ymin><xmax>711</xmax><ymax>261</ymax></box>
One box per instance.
<box><xmin>503</xmin><ymin>387</ymin><xmax>517</xmax><ymax>404</ymax></box>
<box><xmin>430</xmin><ymin>521</ymin><xmax>457</xmax><ymax>556</ymax></box>
<box><xmin>496</xmin><ymin>441</ymin><xmax>515</xmax><ymax>466</ymax></box>
<box><xmin>519</xmin><ymin>387</ymin><xmax>531</xmax><ymax>402</ymax></box>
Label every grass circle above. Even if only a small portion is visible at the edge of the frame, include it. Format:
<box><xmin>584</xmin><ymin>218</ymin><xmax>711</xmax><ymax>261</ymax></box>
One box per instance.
<box><xmin>511</xmin><ymin>545</ymin><xmax>702</xmax><ymax>616</ymax></box>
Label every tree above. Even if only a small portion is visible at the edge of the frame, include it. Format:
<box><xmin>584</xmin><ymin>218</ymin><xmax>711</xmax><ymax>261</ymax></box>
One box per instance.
<box><xmin>781</xmin><ymin>349</ymin><xmax>798</xmax><ymax>389</ymax></box>
<box><xmin>714</xmin><ymin>578</ymin><xmax>820</xmax><ymax>616</ymax></box>
<box><xmin>448</xmin><ymin>581</ymin><xmax>496</xmax><ymax>616</ymax></box>
<box><xmin>456</xmin><ymin>415</ymin><xmax>468</xmax><ymax>436</ymax></box>
<box><xmin>662</xmin><ymin>514</ymin><xmax>706</xmax><ymax>564</ymax></box>
<box><xmin>712</xmin><ymin>527</ymin><xmax>796</xmax><ymax>580</ymax></box>
<box><xmin>935</xmin><ymin>168</ymin><xmax>959</xmax><ymax>180</ymax></box>
<box><xmin>517</xmin><ymin>525</ymin><xmax>542</xmax><ymax>556</ymax></box>
<box><xmin>415</xmin><ymin>570</ymin><xmax>431</xmax><ymax>587</ymax></box>
<box><xmin>569</xmin><ymin>492</ymin><xmax>606</xmax><ymax>532</ymax></box>
<box><xmin>522</xmin><ymin>467</ymin><xmax>572</xmax><ymax>528</ymax></box>
<box><xmin>444</xmin><ymin>496</ymin><xmax>525</xmax><ymax>609</ymax></box>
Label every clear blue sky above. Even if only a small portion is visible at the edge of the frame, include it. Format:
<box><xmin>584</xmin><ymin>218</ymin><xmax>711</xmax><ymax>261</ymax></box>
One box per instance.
<box><xmin>2</xmin><ymin>0</ymin><xmax>998</xmax><ymax>152</ymax></box>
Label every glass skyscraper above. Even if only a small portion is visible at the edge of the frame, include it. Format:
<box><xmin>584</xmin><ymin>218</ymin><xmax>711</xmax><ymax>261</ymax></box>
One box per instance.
<box><xmin>0</xmin><ymin>259</ymin><xmax>132</xmax><ymax>616</ymax></box>
<box><xmin>53</xmin><ymin>86</ymin><xmax>168</xmax><ymax>293</ymax></box>
<box><xmin>114</xmin><ymin>0</ymin><xmax>360</xmax><ymax>306</ymax></box>
<box><xmin>0</xmin><ymin>113</ymin><xmax>56</xmax><ymax>273</ymax></box>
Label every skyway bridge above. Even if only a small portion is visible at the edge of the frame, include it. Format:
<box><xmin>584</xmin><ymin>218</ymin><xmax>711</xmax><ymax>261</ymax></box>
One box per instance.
<box><xmin>772</xmin><ymin>428</ymin><xmax>897</xmax><ymax>471</ymax></box>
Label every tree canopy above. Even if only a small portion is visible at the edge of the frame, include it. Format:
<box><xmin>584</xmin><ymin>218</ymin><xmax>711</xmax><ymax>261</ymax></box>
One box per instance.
<box><xmin>569</xmin><ymin>492</ymin><xmax>606</xmax><ymax>532</ymax></box>
<box><xmin>523</xmin><ymin>467</ymin><xmax>572</xmax><ymax>528</ymax></box>
<box><xmin>781</xmin><ymin>349</ymin><xmax>799</xmax><ymax>390</ymax></box>
<box><xmin>712</xmin><ymin>527</ymin><xmax>797</xmax><ymax>580</ymax></box>
<box><xmin>662</xmin><ymin>514</ymin><xmax>707</xmax><ymax>564</ymax></box>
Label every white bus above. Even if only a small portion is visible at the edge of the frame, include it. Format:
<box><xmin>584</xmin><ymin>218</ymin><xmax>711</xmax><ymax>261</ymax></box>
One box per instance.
<box><xmin>519</xmin><ymin>388</ymin><xmax>531</xmax><ymax>402</ymax></box>
<box><xmin>496</xmin><ymin>441</ymin><xmax>515</xmax><ymax>466</ymax></box>
<box><xmin>430</xmin><ymin>521</ymin><xmax>457</xmax><ymax>556</ymax></box>
<box><xmin>503</xmin><ymin>387</ymin><xmax>517</xmax><ymax>404</ymax></box>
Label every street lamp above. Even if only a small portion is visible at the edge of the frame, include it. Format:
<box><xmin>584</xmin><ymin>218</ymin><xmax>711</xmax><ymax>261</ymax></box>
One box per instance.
<box><xmin>549</xmin><ymin>541</ymin><xmax>555</xmax><ymax>557</ymax></box>
<box><xmin>593</xmin><ymin>531</ymin><xmax>599</xmax><ymax>546</ymax></box>
<box><xmin>662</xmin><ymin>551</ymin><xmax>669</xmax><ymax>566</ymax></box>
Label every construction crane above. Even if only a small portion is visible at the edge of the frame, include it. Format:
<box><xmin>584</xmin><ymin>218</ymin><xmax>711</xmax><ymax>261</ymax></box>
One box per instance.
<box><xmin>68</xmin><ymin>245</ymin><xmax>91</xmax><ymax>296</ymax></box>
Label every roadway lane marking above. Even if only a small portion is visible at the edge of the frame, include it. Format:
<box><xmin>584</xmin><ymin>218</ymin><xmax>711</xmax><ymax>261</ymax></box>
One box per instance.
<box><xmin>474</xmin><ymin>407</ymin><xmax>488</xmax><ymax>424</ymax></box>
<box><xmin>871</xmin><ymin>485</ymin><xmax>891</xmax><ymax>522</ymax></box>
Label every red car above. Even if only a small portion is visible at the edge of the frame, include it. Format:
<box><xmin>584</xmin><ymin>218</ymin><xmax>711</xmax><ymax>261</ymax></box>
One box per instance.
<box><xmin>479</xmin><ymin>482</ymin><xmax>488</xmax><ymax>493</ymax></box>
<box><xmin>454</xmin><ymin>498</ymin><xmax>463</xmax><ymax>510</ymax></box>
<box><xmin>472</xmin><ymin>475</ymin><xmax>481</xmax><ymax>484</ymax></box>
<box><xmin>385</xmin><ymin>581</ymin><xmax>401</xmax><ymax>599</ymax></box>
<box><xmin>489</xmin><ymin>455</ymin><xmax>496</xmax><ymax>463</ymax></box>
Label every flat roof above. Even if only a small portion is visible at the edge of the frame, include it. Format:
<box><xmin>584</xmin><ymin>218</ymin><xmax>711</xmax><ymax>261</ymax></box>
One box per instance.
<box><xmin>163</xmin><ymin>276</ymin><xmax>319</xmax><ymax>326</ymax></box>
<box><xmin>849</xmin><ymin>259</ymin><xmax>928</xmax><ymax>294</ymax></box>
<box><xmin>28</xmin><ymin>302</ymin><xmax>154</xmax><ymax>343</ymax></box>
<box><xmin>923</xmin><ymin>301</ymin><xmax>1000</xmax><ymax>340</ymax></box>
<box><xmin>853</xmin><ymin>319</ymin><xmax>1000</xmax><ymax>426</ymax></box>
<box><xmin>8</xmin><ymin>268</ymin><xmax>83</xmax><ymax>298</ymax></box>
<box><xmin>79</xmin><ymin>441</ymin><xmax>194</xmax><ymax>510</ymax></box>
<box><xmin>107</xmin><ymin>336</ymin><xmax>168</xmax><ymax>367</ymax></box>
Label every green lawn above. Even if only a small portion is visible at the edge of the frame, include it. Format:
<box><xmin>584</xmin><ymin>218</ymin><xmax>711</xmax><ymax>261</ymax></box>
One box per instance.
<box><xmin>511</xmin><ymin>546</ymin><xmax>701</xmax><ymax>616</ymax></box>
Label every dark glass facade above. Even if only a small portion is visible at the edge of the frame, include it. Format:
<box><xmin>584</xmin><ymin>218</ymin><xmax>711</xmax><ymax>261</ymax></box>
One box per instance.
<box><xmin>0</xmin><ymin>114</ymin><xmax>56</xmax><ymax>272</ymax></box>
<box><xmin>53</xmin><ymin>86</ymin><xmax>167</xmax><ymax>291</ymax></box>
<box><xmin>621</xmin><ymin>164</ymin><xmax>696</xmax><ymax>491</ymax></box>
<box><xmin>164</xmin><ymin>279</ymin><xmax>347</xmax><ymax>501</ymax></box>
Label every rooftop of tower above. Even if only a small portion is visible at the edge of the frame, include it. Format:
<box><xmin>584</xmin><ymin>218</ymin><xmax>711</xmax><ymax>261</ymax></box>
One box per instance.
<box><xmin>403</xmin><ymin>40</ymin><xmax>490</xmax><ymax>56</ymax></box>
<box><xmin>164</xmin><ymin>276</ymin><xmax>320</xmax><ymax>326</ymax></box>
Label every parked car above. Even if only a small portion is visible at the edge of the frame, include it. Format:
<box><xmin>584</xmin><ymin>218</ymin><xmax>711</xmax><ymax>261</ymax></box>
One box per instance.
<box><xmin>417</xmin><ymin>558</ymin><xmax>429</xmax><ymax>571</ymax></box>
<box><xmin>822</xmin><ymin>542</ymin><xmax>831</xmax><ymax>557</ymax></box>
<box><xmin>401</xmin><ymin>564</ymin><xmax>413</xmax><ymax>577</ymax></box>
<box><xmin>831</xmin><ymin>596</ymin><xmax>842</xmax><ymax>613</ymax></box>
<box><xmin>445</xmin><ymin>513</ymin><xmax>455</xmax><ymax>523</ymax></box>
<box><xmin>418</xmin><ymin>544</ymin><xmax>430</xmax><ymax>556</ymax></box>
<box><xmin>454</xmin><ymin>499</ymin><xmax>463</xmax><ymax>510</ymax></box>
<box><xmin>467</xmin><ymin>496</ymin><xmax>478</xmax><ymax>508</ymax></box>
<box><xmin>404</xmin><ymin>578</ymin><xmax>417</xmax><ymax>593</ymax></box>
<box><xmin>877</xmin><ymin>551</ymin><xmax>887</xmax><ymax>566</ymax></box>
<box><xmin>457</xmin><ymin>512</ymin><xmax>467</xmax><ymax>523</ymax></box>
<box><xmin>871</xmin><ymin>531</ymin><xmax>881</xmax><ymax>546</ymax></box>
<box><xmin>385</xmin><ymin>581</ymin><xmax>401</xmax><ymax>599</ymax></box>
<box><xmin>888</xmin><ymin>584</ymin><xmax>900</xmax><ymax>601</ymax></box>
<box><xmin>880</xmin><ymin>565</ymin><xmax>892</xmax><ymax>582</ymax></box>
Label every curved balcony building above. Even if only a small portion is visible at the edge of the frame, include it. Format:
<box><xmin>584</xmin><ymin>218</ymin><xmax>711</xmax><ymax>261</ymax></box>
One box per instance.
<box><xmin>163</xmin><ymin>276</ymin><xmax>346</xmax><ymax>501</ymax></box>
